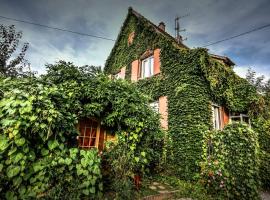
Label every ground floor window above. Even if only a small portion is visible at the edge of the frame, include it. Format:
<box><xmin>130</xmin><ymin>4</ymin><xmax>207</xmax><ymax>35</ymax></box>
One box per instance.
<box><xmin>229</xmin><ymin>113</ymin><xmax>251</xmax><ymax>126</ymax></box>
<box><xmin>77</xmin><ymin>118</ymin><xmax>106</xmax><ymax>150</ymax></box>
<box><xmin>149</xmin><ymin>101</ymin><xmax>159</xmax><ymax>113</ymax></box>
<box><xmin>212</xmin><ymin>104</ymin><xmax>222</xmax><ymax>130</ymax></box>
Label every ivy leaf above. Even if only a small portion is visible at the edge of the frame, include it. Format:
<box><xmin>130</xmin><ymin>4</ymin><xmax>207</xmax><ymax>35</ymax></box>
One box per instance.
<box><xmin>0</xmin><ymin>135</ymin><xmax>9</xmax><ymax>151</ymax></box>
<box><xmin>13</xmin><ymin>153</ymin><xmax>24</xmax><ymax>163</ymax></box>
<box><xmin>90</xmin><ymin>187</ymin><xmax>95</xmax><ymax>194</ymax></box>
<box><xmin>65</xmin><ymin>158</ymin><xmax>72</xmax><ymax>165</ymax></box>
<box><xmin>13</xmin><ymin>176</ymin><xmax>22</xmax><ymax>186</ymax></box>
<box><xmin>7</xmin><ymin>165</ymin><xmax>20</xmax><ymax>178</ymax></box>
<box><xmin>15</xmin><ymin>138</ymin><xmax>25</xmax><ymax>146</ymax></box>
<box><xmin>82</xmin><ymin>189</ymin><xmax>89</xmax><ymax>195</ymax></box>
<box><xmin>41</xmin><ymin>148</ymin><xmax>49</xmax><ymax>156</ymax></box>
<box><xmin>135</xmin><ymin>157</ymin><xmax>139</xmax><ymax>162</ymax></box>
<box><xmin>5</xmin><ymin>191</ymin><xmax>17</xmax><ymax>200</ymax></box>
<box><xmin>141</xmin><ymin>152</ymin><xmax>146</xmax><ymax>157</ymax></box>
<box><xmin>48</xmin><ymin>140</ymin><xmax>59</xmax><ymax>150</ymax></box>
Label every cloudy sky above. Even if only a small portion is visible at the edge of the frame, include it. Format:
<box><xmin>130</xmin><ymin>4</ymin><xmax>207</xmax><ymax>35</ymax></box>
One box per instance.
<box><xmin>0</xmin><ymin>0</ymin><xmax>269</xmax><ymax>79</ymax></box>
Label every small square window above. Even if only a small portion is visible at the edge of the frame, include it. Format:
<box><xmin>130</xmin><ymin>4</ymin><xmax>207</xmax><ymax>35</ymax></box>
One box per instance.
<box><xmin>150</xmin><ymin>101</ymin><xmax>159</xmax><ymax>113</ymax></box>
<box><xmin>113</xmin><ymin>72</ymin><xmax>122</xmax><ymax>80</ymax></box>
<box><xmin>141</xmin><ymin>56</ymin><xmax>154</xmax><ymax>78</ymax></box>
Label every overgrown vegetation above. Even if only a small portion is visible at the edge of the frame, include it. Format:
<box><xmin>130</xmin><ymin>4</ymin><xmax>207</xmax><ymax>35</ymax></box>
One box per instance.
<box><xmin>0</xmin><ymin>61</ymin><xmax>163</xmax><ymax>199</ymax></box>
<box><xmin>105</xmin><ymin>8</ymin><xmax>259</xmax><ymax>182</ymax></box>
<box><xmin>246</xmin><ymin>69</ymin><xmax>270</xmax><ymax>190</ymax></box>
<box><xmin>201</xmin><ymin>123</ymin><xmax>260</xmax><ymax>199</ymax></box>
<box><xmin>1</xmin><ymin>11</ymin><xmax>269</xmax><ymax>200</ymax></box>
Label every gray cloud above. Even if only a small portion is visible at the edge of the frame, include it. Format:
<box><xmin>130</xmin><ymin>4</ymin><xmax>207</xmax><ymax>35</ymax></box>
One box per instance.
<box><xmin>0</xmin><ymin>0</ymin><xmax>269</xmax><ymax>79</ymax></box>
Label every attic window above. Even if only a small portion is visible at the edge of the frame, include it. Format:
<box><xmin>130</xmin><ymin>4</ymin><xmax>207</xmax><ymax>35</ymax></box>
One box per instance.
<box><xmin>149</xmin><ymin>101</ymin><xmax>159</xmax><ymax>113</ymax></box>
<box><xmin>140</xmin><ymin>56</ymin><xmax>154</xmax><ymax>78</ymax></box>
<box><xmin>128</xmin><ymin>31</ymin><xmax>135</xmax><ymax>46</ymax></box>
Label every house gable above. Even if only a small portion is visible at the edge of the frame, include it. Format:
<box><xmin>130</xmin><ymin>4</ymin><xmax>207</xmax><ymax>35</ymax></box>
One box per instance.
<box><xmin>104</xmin><ymin>7</ymin><xmax>186</xmax><ymax>77</ymax></box>
<box><xmin>105</xmin><ymin>8</ymin><xmax>257</xmax><ymax>180</ymax></box>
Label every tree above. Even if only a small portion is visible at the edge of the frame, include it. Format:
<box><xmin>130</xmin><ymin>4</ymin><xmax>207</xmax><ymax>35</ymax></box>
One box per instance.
<box><xmin>246</xmin><ymin>68</ymin><xmax>270</xmax><ymax>118</ymax></box>
<box><xmin>246</xmin><ymin>68</ymin><xmax>270</xmax><ymax>189</ymax></box>
<box><xmin>0</xmin><ymin>24</ymin><xmax>29</xmax><ymax>77</ymax></box>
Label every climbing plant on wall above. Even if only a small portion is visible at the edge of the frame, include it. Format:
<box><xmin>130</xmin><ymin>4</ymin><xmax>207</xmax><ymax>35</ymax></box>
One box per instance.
<box><xmin>104</xmin><ymin>8</ymin><xmax>259</xmax><ymax>182</ymax></box>
<box><xmin>0</xmin><ymin>62</ymin><xmax>163</xmax><ymax>199</ymax></box>
<box><xmin>200</xmin><ymin>123</ymin><xmax>260</xmax><ymax>200</ymax></box>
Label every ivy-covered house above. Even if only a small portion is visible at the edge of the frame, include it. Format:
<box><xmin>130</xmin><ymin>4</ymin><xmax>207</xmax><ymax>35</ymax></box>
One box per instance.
<box><xmin>104</xmin><ymin>7</ymin><xmax>257</xmax><ymax>179</ymax></box>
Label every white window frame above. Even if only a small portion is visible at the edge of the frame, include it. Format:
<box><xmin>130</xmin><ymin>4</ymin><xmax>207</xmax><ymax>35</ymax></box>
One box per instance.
<box><xmin>141</xmin><ymin>56</ymin><xmax>154</xmax><ymax>78</ymax></box>
<box><xmin>212</xmin><ymin>104</ymin><xmax>222</xmax><ymax>130</ymax></box>
<box><xmin>149</xmin><ymin>101</ymin><xmax>159</xmax><ymax>113</ymax></box>
<box><xmin>113</xmin><ymin>72</ymin><xmax>122</xmax><ymax>80</ymax></box>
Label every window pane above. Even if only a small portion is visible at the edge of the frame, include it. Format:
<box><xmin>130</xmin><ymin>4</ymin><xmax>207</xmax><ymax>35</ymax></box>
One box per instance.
<box><xmin>150</xmin><ymin>57</ymin><xmax>154</xmax><ymax>76</ymax></box>
<box><xmin>141</xmin><ymin>56</ymin><xmax>154</xmax><ymax>78</ymax></box>
<box><xmin>150</xmin><ymin>101</ymin><xmax>159</xmax><ymax>113</ymax></box>
<box><xmin>212</xmin><ymin>105</ymin><xmax>221</xmax><ymax>130</ymax></box>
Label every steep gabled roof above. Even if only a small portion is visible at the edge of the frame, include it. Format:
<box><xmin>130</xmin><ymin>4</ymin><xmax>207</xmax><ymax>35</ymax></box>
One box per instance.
<box><xmin>129</xmin><ymin>8</ymin><xmax>188</xmax><ymax>49</ymax></box>
<box><xmin>129</xmin><ymin>8</ymin><xmax>235</xmax><ymax>66</ymax></box>
<box><xmin>106</xmin><ymin>7</ymin><xmax>235</xmax><ymax>68</ymax></box>
<box><xmin>210</xmin><ymin>54</ymin><xmax>235</xmax><ymax>66</ymax></box>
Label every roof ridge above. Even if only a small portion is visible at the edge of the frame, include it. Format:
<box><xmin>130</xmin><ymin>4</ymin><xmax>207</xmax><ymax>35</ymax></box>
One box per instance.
<box><xmin>129</xmin><ymin>7</ymin><xmax>188</xmax><ymax>49</ymax></box>
<box><xmin>128</xmin><ymin>7</ymin><xmax>234</xmax><ymax>66</ymax></box>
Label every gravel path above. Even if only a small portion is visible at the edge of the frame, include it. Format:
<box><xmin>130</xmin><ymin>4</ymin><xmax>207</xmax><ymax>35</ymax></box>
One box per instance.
<box><xmin>260</xmin><ymin>191</ymin><xmax>270</xmax><ymax>200</ymax></box>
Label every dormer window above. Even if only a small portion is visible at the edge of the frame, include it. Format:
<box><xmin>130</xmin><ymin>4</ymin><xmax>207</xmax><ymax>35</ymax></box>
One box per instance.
<box><xmin>141</xmin><ymin>56</ymin><xmax>154</xmax><ymax>78</ymax></box>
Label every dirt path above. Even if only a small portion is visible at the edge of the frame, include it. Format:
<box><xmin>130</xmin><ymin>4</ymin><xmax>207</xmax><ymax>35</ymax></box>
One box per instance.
<box><xmin>261</xmin><ymin>191</ymin><xmax>270</xmax><ymax>200</ymax></box>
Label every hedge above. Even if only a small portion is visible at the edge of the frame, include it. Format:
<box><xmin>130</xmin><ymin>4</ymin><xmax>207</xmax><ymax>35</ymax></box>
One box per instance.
<box><xmin>200</xmin><ymin>123</ymin><xmax>260</xmax><ymax>200</ymax></box>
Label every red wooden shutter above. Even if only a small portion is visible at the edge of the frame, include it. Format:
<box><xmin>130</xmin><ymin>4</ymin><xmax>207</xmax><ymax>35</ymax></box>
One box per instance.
<box><xmin>159</xmin><ymin>96</ymin><xmax>168</xmax><ymax>130</ymax></box>
<box><xmin>153</xmin><ymin>49</ymin><xmax>161</xmax><ymax>75</ymax></box>
<box><xmin>131</xmin><ymin>60</ymin><xmax>139</xmax><ymax>81</ymax></box>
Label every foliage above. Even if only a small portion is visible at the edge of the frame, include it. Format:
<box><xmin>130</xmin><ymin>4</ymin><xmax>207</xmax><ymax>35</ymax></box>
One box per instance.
<box><xmin>104</xmin><ymin>8</ymin><xmax>258</xmax><ymax>182</ymax></box>
<box><xmin>253</xmin><ymin>119</ymin><xmax>270</xmax><ymax>190</ymax></box>
<box><xmin>245</xmin><ymin>69</ymin><xmax>270</xmax><ymax>189</ymax></box>
<box><xmin>0</xmin><ymin>24</ymin><xmax>30</xmax><ymax>77</ymax></box>
<box><xmin>200</xmin><ymin>123</ymin><xmax>260</xmax><ymax>200</ymax></box>
<box><xmin>0</xmin><ymin>62</ymin><xmax>162</xmax><ymax>199</ymax></box>
<box><xmin>0</xmin><ymin>78</ymin><xmax>102</xmax><ymax>199</ymax></box>
<box><xmin>200</xmin><ymin>57</ymin><xmax>259</xmax><ymax>112</ymax></box>
<box><xmin>151</xmin><ymin>175</ymin><xmax>217</xmax><ymax>200</ymax></box>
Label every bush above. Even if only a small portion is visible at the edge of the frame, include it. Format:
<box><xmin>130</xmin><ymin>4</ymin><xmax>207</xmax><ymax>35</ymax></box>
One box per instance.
<box><xmin>0</xmin><ymin>80</ymin><xmax>102</xmax><ymax>199</ymax></box>
<box><xmin>200</xmin><ymin>123</ymin><xmax>260</xmax><ymax>200</ymax></box>
<box><xmin>0</xmin><ymin>62</ymin><xmax>163</xmax><ymax>199</ymax></box>
<box><xmin>259</xmin><ymin>150</ymin><xmax>270</xmax><ymax>190</ymax></box>
<box><xmin>253</xmin><ymin>119</ymin><xmax>270</xmax><ymax>189</ymax></box>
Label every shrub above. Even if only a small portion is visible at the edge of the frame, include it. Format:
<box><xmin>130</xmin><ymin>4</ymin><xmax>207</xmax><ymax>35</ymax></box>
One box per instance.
<box><xmin>0</xmin><ymin>80</ymin><xmax>102</xmax><ymax>199</ymax></box>
<box><xmin>0</xmin><ymin>63</ymin><xmax>162</xmax><ymax>199</ymax></box>
<box><xmin>200</xmin><ymin>123</ymin><xmax>260</xmax><ymax>200</ymax></box>
<box><xmin>253</xmin><ymin>119</ymin><xmax>270</xmax><ymax>189</ymax></box>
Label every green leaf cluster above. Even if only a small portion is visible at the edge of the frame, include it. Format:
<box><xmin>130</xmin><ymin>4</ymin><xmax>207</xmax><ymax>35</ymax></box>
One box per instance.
<box><xmin>104</xmin><ymin>9</ymin><xmax>259</xmax><ymax>183</ymax></box>
<box><xmin>200</xmin><ymin>123</ymin><xmax>260</xmax><ymax>200</ymax></box>
<box><xmin>0</xmin><ymin>62</ymin><xmax>162</xmax><ymax>199</ymax></box>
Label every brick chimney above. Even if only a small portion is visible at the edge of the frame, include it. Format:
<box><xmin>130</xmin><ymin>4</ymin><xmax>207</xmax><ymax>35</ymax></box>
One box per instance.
<box><xmin>158</xmin><ymin>22</ymin><xmax>165</xmax><ymax>31</ymax></box>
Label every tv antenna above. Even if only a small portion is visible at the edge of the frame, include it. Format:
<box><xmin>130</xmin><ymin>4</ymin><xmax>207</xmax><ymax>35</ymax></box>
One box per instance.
<box><xmin>175</xmin><ymin>14</ymin><xmax>189</xmax><ymax>43</ymax></box>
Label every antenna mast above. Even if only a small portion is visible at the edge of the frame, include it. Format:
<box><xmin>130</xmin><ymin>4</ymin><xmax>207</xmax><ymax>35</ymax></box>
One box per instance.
<box><xmin>174</xmin><ymin>14</ymin><xmax>189</xmax><ymax>43</ymax></box>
